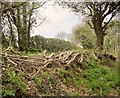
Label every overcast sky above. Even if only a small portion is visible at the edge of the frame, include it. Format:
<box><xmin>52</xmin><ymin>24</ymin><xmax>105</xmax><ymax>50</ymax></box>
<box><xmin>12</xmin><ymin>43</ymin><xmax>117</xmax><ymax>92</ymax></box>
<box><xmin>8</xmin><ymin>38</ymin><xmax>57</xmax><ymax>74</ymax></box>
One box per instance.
<box><xmin>32</xmin><ymin>2</ymin><xmax>83</xmax><ymax>38</ymax></box>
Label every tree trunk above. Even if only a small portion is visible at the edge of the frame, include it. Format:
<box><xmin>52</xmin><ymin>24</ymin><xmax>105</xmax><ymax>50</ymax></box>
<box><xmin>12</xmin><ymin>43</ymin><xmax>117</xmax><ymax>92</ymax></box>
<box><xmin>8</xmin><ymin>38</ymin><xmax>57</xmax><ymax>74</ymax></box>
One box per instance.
<box><xmin>96</xmin><ymin>33</ymin><xmax>104</xmax><ymax>51</ymax></box>
<box><xmin>23</xmin><ymin>4</ymin><xmax>28</xmax><ymax>50</ymax></box>
<box><xmin>92</xmin><ymin>13</ymin><xmax>105</xmax><ymax>51</ymax></box>
<box><xmin>17</xmin><ymin>7</ymin><xmax>24</xmax><ymax>51</ymax></box>
<box><xmin>93</xmin><ymin>22</ymin><xmax>105</xmax><ymax>51</ymax></box>
<box><xmin>17</xmin><ymin>3</ymin><xmax>29</xmax><ymax>51</ymax></box>
<box><xmin>7</xmin><ymin>14</ymin><xmax>16</xmax><ymax>47</ymax></box>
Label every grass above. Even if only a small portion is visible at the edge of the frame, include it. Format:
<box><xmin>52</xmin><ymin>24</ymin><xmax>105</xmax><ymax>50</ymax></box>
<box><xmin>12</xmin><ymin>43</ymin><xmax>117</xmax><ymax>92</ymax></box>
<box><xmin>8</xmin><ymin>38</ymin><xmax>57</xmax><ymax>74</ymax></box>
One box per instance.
<box><xmin>84</xmin><ymin>58</ymin><xmax>119</xmax><ymax>96</ymax></box>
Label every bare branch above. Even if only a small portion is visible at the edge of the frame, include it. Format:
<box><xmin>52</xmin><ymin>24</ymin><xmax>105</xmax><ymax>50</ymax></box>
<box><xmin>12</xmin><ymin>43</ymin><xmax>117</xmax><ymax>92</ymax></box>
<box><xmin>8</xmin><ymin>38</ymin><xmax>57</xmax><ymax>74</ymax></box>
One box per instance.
<box><xmin>103</xmin><ymin>2</ymin><xmax>119</xmax><ymax>18</ymax></box>
<box><xmin>34</xmin><ymin>17</ymin><xmax>46</xmax><ymax>27</ymax></box>
<box><xmin>102</xmin><ymin>11</ymin><xmax>116</xmax><ymax>31</ymax></box>
<box><xmin>31</xmin><ymin>0</ymin><xmax>49</xmax><ymax>11</ymax></box>
<box><xmin>86</xmin><ymin>3</ymin><xmax>93</xmax><ymax>16</ymax></box>
<box><xmin>86</xmin><ymin>20</ymin><xmax>94</xmax><ymax>29</ymax></box>
<box><xmin>102</xmin><ymin>3</ymin><xmax>109</xmax><ymax>15</ymax></box>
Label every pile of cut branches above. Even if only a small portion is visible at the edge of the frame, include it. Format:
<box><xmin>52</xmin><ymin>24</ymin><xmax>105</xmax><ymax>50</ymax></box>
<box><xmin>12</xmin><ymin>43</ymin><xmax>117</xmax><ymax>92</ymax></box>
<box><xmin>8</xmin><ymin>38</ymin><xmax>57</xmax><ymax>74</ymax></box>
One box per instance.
<box><xmin>2</xmin><ymin>48</ymin><xmax>92</xmax><ymax>96</ymax></box>
<box><xmin>1</xmin><ymin>48</ymin><xmax>117</xmax><ymax>97</ymax></box>
<box><xmin>2</xmin><ymin>50</ymin><xmax>90</xmax><ymax>75</ymax></box>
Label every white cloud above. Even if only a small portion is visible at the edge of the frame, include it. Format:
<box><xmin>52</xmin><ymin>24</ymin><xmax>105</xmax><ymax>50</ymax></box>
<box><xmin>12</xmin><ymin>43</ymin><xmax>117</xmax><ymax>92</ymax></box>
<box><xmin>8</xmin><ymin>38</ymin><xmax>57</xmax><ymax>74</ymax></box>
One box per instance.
<box><xmin>32</xmin><ymin>4</ymin><xmax>82</xmax><ymax>38</ymax></box>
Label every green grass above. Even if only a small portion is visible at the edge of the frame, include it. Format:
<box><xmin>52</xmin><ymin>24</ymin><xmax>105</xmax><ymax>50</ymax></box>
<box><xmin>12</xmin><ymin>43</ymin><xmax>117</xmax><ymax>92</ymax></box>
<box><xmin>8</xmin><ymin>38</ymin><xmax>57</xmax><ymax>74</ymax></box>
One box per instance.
<box><xmin>85</xmin><ymin>59</ymin><xmax>119</xmax><ymax>96</ymax></box>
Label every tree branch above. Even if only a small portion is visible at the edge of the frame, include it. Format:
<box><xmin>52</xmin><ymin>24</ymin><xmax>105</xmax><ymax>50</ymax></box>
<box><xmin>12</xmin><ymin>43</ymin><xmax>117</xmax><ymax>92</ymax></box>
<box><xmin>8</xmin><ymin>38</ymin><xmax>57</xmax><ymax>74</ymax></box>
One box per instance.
<box><xmin>102</xmin><ymin>3</ymin><xmax>109</xmax><ymax>15</ymax></box>
<box><xmin>102</xmin><ymin>10</ymin><xmax>116</xmax><ymax>31</ymax></box>
<box><xmin>86</xmin><ymin>20</ymin><xmax>94</xmax><ymax>29</ymax></box>
<box><xmin>86</xmin><ymin>3</ymin><xmax>93</xmax><ymax>16</ymax></box>
<box><xmin>31</xmin><ymin>0</ymin><xmax>49</xmax><ymax>11</ymax></box>
<box><xmin>27</xmin><ymin>1</ymin><xmax>48</xmax><ymax>32</ymax></box>
<box><xmin>34</xmin><ymin>17</ymin><xmax>46</xmax><ymax>27</ymax></box>
<box><xmin>103</xmin><ymin>2</ymin><xmax>119</xmax><ymax>18</ymax></box>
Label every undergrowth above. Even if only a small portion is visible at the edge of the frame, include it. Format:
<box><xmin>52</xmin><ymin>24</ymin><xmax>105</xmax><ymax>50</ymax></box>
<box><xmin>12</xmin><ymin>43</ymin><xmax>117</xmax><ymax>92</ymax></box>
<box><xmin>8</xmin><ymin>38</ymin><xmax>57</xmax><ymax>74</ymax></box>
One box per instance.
<box><xmin>2</xmin><ymin>52</ymin><xmax>119</xmax><ymax>96</ymax></box>
<box><xmin>85</xmin><ymin>58</ymin><xmax>119</xmax><ymax>96</ymax></box>
<box><xmin>2</xmin><ymin>68</ymin><xmax>27</xmax><ymax>97</ymax></box>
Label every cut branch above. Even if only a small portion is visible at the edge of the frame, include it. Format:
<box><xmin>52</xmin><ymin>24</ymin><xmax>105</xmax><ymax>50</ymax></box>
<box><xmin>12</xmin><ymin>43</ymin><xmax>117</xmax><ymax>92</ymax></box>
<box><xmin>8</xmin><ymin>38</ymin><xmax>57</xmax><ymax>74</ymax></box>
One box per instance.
<box><xmin>7</xmin><ymin>58</ymin><xmax>18</xmax><ymax>66</ymax></box>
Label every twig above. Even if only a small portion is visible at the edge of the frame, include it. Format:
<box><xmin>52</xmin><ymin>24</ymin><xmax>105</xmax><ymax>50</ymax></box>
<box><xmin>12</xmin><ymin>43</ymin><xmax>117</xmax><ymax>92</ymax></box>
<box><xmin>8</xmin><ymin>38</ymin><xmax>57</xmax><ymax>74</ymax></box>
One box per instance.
<box><xmin>67</xmin><ymin>53</ymin><xmax>80</xmax><ymax>65</ymax></box>
<box><xmin>7</xmin><ymin>58</ymin><xmax>17</xmax><ymax>66</ymax></box>
<box><xmin>3</xmin><ymin>46</ymin><xmax>21</xmax><ymax>56</ymax></box>
<box><xmin>32</xmin><ymin>64</ymin><xmax>48</xmax><ymax>77</ymax></box>
<box><xmin>2</xmin><ymin>54</ymin><xmax>46</xmax><ymax>61</ymax></box>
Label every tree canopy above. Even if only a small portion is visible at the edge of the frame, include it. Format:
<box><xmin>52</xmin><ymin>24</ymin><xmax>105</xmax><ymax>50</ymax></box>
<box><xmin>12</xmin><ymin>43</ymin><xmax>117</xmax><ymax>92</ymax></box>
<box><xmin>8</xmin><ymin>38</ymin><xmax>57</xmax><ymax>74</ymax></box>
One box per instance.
<box><xmin>58</xmin><ymin>0</ymin><xmax>120</xmax><ymax>51</ymax></box>
<box><xmin>1</xmin><ymin>1</ymin><xmax>47</xmax><ymax>51</ymax></box>
<box><xmin>30</xmin><ymin>35</ymin><xmax>80</xmax><ymax>52</ymax></box>
<box><xmin>71</xmin><ymin>23</ymin><xmax>96</xmax><ymax>49</ymax></box>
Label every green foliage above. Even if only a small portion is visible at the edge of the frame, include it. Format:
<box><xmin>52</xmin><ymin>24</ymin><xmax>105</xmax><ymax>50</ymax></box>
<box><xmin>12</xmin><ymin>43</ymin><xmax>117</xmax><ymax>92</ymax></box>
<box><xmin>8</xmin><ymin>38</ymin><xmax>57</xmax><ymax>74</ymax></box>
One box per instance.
<box><xmin>32</xmin><ymin>76</ymin><xmax>42</xmax><ymax>86</ymax></box>
<box><xmin>104</xmin><ymin>20</ymin><xmax>119</xmax><ymax>52</ymax></box>
<box><xmin>21</xmin><ymin>50</ymin><xmax>42</xmax><ymax>56</ymax></box>
<box><xmin>46</xmin><ymin>38</ymin><xmax>79</xmax><ymax>52</ymax></box>
<box><xmin>7</xmin><ymin>70</ymin><xmax>27</xmax><ymax>92</ymax></box>
<box><xmin>30</xmin><ymin>35</ymin><xmax>80</xmax><ymax>53</ymax></box>
<box><xmin>30</xmin><ymin>35</ymin><xmax>47</xmax><ymax>52</ymax></box>
<box><xmin>32</xmin><ymin>71</ymin><xmax>50</xmax><ymax>86</ymax></box>
<box><xmin>2</xmin><ymin>69</ymin><xmax>27</xmax><ymax>97</ymax></box>
<box><xmin>72</xmin><ymin>23</ymin><xmax>96</xmax><ymax>49</ymax></box>
<box><xmin>57</xmin><ymin>68</ymin><xmax>84</xmax><ymax>87</ymax></box>
<box><xmin>41</xmin><ymin>71</ymin><xmax>50</xmax><ymax>79</ymax></box>
<box><xmin>57</xmin><ymin>68</ymin><xmax>69</xmax><ymax>78</ymax></box>
<box><xmin>72</xmin><ymin>72</ymin><xmax>84</xmax><ymax>87</ymax></box>
<box><xmin>85</xmin><ymin>59</ymin><xmax>119</xmax><ymax>95</ymax></box>
<box><xmin>87</xmin><ymin>58</ymin><xmax>100</xmax><ymax>69</ymax></box>
<box><xmin>3</xmin><ymin>87</ymin><xmax>16</xmax><ymax>97</ymax></box>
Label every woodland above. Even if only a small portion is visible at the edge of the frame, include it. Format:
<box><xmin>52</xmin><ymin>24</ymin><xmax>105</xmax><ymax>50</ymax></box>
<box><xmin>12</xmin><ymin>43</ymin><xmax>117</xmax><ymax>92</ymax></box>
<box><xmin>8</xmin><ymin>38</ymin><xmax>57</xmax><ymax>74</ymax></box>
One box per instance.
<box><xmin>0</xmin><ymin>0</ymin><xmax>120</xmax><ymax>97</ymax></box>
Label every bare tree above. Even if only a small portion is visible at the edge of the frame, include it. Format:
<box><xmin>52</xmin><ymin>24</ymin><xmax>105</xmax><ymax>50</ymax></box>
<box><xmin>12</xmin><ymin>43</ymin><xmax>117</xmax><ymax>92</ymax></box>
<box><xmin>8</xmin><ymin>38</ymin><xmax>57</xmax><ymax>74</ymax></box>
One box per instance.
<box><xmin>55</xmin><ymin>32</ymin><xmax>67</xmax><ymax>40</ymax></box>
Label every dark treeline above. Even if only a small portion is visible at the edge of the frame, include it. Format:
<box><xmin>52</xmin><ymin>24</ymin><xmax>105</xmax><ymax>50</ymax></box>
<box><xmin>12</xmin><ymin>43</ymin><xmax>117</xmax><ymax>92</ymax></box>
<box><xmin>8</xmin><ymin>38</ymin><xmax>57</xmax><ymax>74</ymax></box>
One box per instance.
<box><xmin>2</xmin><ymin>35</ymin><xmax>80</xmax><ymax>52</ymax></box>
<box><xmin>30</xmin><ymin>35</ymin><xmax>80</xmax><ymax>52</ymax></box>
